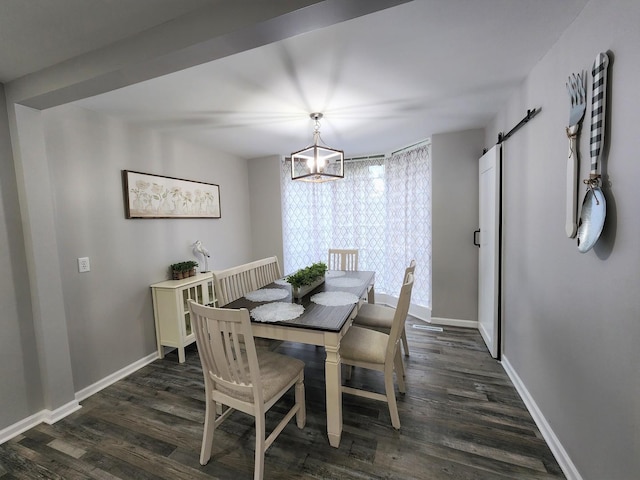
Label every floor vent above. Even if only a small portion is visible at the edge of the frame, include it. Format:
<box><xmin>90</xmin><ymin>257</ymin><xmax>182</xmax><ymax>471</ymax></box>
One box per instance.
<box><xmin>412</xmin><ymin>324</ymin><xmax>444</xmax><ymax>332</ymax></box>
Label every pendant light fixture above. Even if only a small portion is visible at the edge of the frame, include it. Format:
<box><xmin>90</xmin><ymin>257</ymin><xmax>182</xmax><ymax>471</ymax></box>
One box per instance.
<box><xmin>291</xmin><ymin>113</ymin><xmax>344</xmax><ymax>182</ymax></box>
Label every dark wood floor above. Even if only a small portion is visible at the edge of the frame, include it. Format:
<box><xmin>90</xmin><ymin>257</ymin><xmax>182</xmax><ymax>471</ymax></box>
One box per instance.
<box><xmin>0</xmin><ymin>319</ymin><xmax>565</xmax><ymax>479</ymax></box>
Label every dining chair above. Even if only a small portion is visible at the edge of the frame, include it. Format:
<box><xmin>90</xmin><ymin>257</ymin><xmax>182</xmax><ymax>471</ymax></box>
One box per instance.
<box><xmin>251</xmin><ymin>256</ymin><xmax>282</xmax><ymax>289</ymax></box>
<box><xmin>213</xmin><ymin>260</ymin><xmax>283</xmax><ymax>351</ymax></box>
<box><xmin>339</xmin><ymin>272</ymin><xmax>414</xmax><ymax>429</ymax></box>
<box><xmin>352</xmin><ymin>260</ymin><xmax>416</xmax><ymax>358</ymax></box>
<box><xmin>188</xmin><ymin>301</ymin><xmax>306</xmax><ymax>480</ymax></box>
<box><xmin>212</xmin><ymin>265</ymin><xmax>254</xmax><ymax>306</ymax></box>
<box><xmin>327</xmin><ymin>248</ymin><xmax>359</xmax><ymax>271</ymax></box>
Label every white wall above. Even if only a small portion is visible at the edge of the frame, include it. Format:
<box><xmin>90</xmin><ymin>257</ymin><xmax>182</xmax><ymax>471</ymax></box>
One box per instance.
<box><xmin>431</xmin><ymin>128</ymin><xmax>485</xmax><ymax>325</ymax></box>
<box><xmin>485</xmin><ymin>1</ymin><xmax>640</xmax><ymax>478</ymax></box>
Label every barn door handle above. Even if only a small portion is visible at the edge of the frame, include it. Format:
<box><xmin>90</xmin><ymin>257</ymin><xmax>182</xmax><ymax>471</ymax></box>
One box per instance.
<box><xmin>473</xmin><ymin>229</ymin><xmax>480</xmax><ymax>247</ymax></box>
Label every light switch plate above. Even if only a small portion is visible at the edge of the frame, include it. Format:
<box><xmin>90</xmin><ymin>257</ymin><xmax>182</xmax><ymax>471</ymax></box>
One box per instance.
<box><xmin>78</xmin><ymin>257</ymin><xmax>90</xmax><ymax>273</ymax></box>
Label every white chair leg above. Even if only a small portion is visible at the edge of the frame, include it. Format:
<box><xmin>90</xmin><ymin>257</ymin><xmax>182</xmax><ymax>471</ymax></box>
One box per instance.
<box><xmin>200</xmin><ymin>399</ymin><xmax>216</xmax><ymax>465</ymax></box>
<box><xmin>295</xmin><ymin>373</ymin><xmax>306</xmax><ymax>428</ymax></box>
<box><xmin>401</xmin><ymin>329</ymin><xmax>410</xmax><ymax>357</ymax></box>
<box><xmin>394</xmin><ymin>350</ymin><xmax>406</xmax><ymax>393</ymax></box>
<box><xmin>254</xmin><ymin>413</ymin><xmax>266</xmax><ymax>480</ymax></box>
<box><xmin>394</xmin><ymin>340</ymin><xmax>407</xmax><ymax>379</ymax></box>
<box><xmin>384</xmin><ymin>365</ymin><xmax>400</xmax><ymax>429</ymax></box>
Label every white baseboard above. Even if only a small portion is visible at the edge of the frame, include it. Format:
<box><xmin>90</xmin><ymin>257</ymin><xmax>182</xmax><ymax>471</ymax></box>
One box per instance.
<box><xmin>0</xmin><ymin>398</ymin><xmax>82</xmax><ymax>444</ymax></box>
<box><xmin>501</xmin><ymin>355</ymin><xmax>583</xmax><ymax>480</ymax></box>
<box><xmin>430</xmin><ymin>316</ymin><xmax>477</xmax><ymax>329</ymax></box>
<box><xmin>0</xmin><ymin>411</ymin><xmax>46</xmax><ymax>444</ymax></box>
<box><xmin>0</xmin><ymin>351</ymin><xmax>158</xmax><ymax>445</ymax></box>
<box><xmin>75</xmin><ymin>351</ymin><xmax>158</xmax><ymax>402</ymax></box>
<box><xmin>408</xmin><ymin>304</ymin><xmax>431</xmax><ymax>323</ymax></box>
<box><xmin>376</xmin><ymin>293</ymin><xmax>478</xmax><ymax>329</ymax></box>
<box><xmin>375</xmin><ymin>293</ymin><xmax>432</xmax><ymax>323</ymax></box>
<box><xmin>42</xmin><ymin>400</ymin><xmax>82</xmax><ymax>425</ymax></box>
<box><xmin>372</xmin><ymin>296</ymin><xmax>476</xmax><ymax>329</ymax></box>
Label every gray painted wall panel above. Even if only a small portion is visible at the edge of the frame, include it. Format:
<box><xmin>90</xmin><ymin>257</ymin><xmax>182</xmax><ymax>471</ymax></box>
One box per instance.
<box><xmin>248</xmin><ymin>155</ymin><xmax>284</xmax><ymax>267</ymax></box>
<box><xmin>40</xmin><ymin>104</ymin><xmax>253</xmax><ymax>392</ymax></box>
<box><xmin>13</xmin><ymin>105</ymin><xmax>76</xmax><ymax>411</ymax></box>
<box><xmin>0</xmin><ymin>87</ymin><xmax>44</xmax><ymax>428</ymax></box>
<box><xmin>485</xmin><ymin>1</ymin><xmax>640</xmax><ymax>477</ymax></box>
<box><xmin>431</xmin><ymin>129</ymin><xmax>484</xmax><ymax>323</ymax></box>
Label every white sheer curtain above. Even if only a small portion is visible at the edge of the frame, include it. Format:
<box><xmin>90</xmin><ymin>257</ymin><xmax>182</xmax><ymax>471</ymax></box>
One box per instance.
<box><xmin>280</xmin><ymin>142</ymin><xmax>431</xmax><ymax>308</ymax></box>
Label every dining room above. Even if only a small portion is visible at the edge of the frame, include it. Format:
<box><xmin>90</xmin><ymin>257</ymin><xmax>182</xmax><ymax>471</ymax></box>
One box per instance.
<box><xmin>1</xmin><ymin>1</ymin><xmax>639</xmax><ymax>480</ymax></box>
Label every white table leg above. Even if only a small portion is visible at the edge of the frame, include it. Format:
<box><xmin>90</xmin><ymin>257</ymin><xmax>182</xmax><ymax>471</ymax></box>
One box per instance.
<box><xmin>324</xmin><ymin>342</ymin><xmax>343</xmax><ymax>448</ymax></box>
<box><xmin>367</xmin><ymin>283</ymin><xmax>375</xmax><ymax>303</ymax></box>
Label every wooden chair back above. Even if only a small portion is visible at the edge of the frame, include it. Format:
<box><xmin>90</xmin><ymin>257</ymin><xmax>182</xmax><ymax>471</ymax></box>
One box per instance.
<box><xmin>386</xmin><ymin>272</ymin><xmax>415</xmax><ymax>363</ymax></box>
<box><xmin>327</xmin><ymin>248</ymin><xmax>359</xmax><ymax>271</ymax></box>
<box><xmin>189</xmin><ymin>302</ymin><xmax>262</xmax><ymax>404</ymax></box>
<box><xmin>212</xmin><ymin>265</ymin><xmax>255</xmax><ymax>306</ymax></box>
<box><xmin>405</xmin><ymin>259</ymin><xmax>416</xmax><ymax>280</ymax></box>
<box><xmin>250</xmin><ymin>256</ymin><xmax>282</xmax><ymax>289</ymax></box>
<box><xmin>213</xmin><ymin>257</ymin><xmax>282</xmax><ymax>306</ymax></box>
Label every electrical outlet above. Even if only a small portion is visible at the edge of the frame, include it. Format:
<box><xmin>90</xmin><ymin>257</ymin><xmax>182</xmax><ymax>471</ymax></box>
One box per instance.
<box><xmin>78</xmin><ymin>257</ymin><xmax>91</xmax><ymax>273</ymax></box>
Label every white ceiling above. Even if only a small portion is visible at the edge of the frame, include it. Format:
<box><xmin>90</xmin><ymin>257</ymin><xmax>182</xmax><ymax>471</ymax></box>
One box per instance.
<box><xmin>2</xmin><ymin>0</ymin><xmax>589</xmax><ymax>159</ymax></box>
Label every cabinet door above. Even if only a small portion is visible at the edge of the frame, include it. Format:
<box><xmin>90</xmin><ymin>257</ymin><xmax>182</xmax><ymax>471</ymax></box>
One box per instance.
<box><xmin>207</xmin><ymin>279</ymin><xmax>215</xmax><ymax>306</ymax></box>
<box><xmin>182</xmin><ymin>285</ymin><xmax>203</xmax><ymax>337</ymax></box>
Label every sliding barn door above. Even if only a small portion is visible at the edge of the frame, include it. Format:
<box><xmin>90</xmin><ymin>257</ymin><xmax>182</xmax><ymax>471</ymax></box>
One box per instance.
<box><xmin>478</xmin><ymin>145</ymin><xmax>501</xmax><ymax>358</ymax></box>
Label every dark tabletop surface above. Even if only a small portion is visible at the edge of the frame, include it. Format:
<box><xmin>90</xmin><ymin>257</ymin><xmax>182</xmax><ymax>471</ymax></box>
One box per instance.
<box><xmin>223</xmin><ymin>270</ymin><xmax>375</xmax><ymax>333</ymax></box>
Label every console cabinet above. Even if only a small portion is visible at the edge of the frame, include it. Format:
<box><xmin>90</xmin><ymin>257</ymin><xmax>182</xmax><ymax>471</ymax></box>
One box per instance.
<box><xmin>151</xmin><ymin>272</ymin><xmax>215</xmax><ymax>363</ymax></box>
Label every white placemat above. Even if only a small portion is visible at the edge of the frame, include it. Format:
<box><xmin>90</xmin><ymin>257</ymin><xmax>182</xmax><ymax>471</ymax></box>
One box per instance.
<box><xmin>326</xmin><ymin>270</ymin><xmax>346</xmax><ymax>278</ymax></box>
<box><xmin>250</xmin><ymin>302</ymin><xmax>304</xmax><ymax>323</ymax></box>
<box><xmin>244</xmin><ymin>288</ymin><xmax>289</xmax><ymax>302</ymax></box>
<box><xmin>311</xmin><ymin>291</ymin><xmax>359</xmax><ymax>306</ymax></box>
<box><xmin>274</xmin><ymin>278</ymin><xmax>290</xmax><ymax>286</ymax></box>
<box><xmin>325</xmin><ymin>277</ymin><xmax>363</xmax><ymax>288</ymax></box>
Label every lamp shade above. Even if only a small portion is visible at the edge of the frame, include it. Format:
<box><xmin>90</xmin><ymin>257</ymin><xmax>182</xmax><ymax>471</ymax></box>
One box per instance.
<box><xmin>291</xmin><ymin>113</ymin><xmax>344</xmax><ymax>182</ymax></box>
<box><xmin>291</xmin><ymin>144</ymin><xmax>344</xmax><ymax>182</ymax></box>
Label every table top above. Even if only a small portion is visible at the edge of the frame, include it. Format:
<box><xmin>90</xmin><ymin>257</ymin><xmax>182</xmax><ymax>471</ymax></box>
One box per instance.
<box><xmin>224</xmin><ymin>270</ymin><xmax>375</xmax><ymax>333</ymax></box>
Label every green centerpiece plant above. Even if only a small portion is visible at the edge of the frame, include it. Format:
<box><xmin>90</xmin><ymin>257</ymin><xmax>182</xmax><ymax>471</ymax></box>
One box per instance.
<box><xmin>286</xmin><ymin>262</ymin><xmax>328</xmax><ymax>298</ymax></box>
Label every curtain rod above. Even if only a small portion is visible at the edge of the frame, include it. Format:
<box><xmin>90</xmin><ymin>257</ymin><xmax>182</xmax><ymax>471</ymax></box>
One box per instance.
<box><xmin>497</xmin><ymin>108</ymin><xmax>540</xmax><ymax>145</ymax></box>
<box><xmin>391</xmin><ymin>138</ymin><xmax>431</xmax><ymax>155</ymax></box>
<box><xmin>345</xmin><ymin>154</ymin><xmax>385</xmax><ymax>162</ymax></box>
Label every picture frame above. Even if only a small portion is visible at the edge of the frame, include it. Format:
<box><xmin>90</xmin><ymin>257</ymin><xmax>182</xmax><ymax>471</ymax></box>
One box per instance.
<box><xmin>122</xmin><ymin>170</ymin><xmax>221</xmax><ymax>219</ymax></box>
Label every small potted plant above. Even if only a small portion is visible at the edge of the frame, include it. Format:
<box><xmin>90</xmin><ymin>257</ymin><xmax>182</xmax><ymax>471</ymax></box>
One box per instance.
<box><xmin>183</xmin><ymin>260</ymin><xmax>198</xmax><ymax>277</ymax></box>
<box><xmin>286</xmin><ymin>262</ymin><xmax>328</xmax><ymax>298</ymax></box>
<box><xmin>170</xmin><ymin>261</ymin><xmax>199</xmax><ymax>280</ymax></box>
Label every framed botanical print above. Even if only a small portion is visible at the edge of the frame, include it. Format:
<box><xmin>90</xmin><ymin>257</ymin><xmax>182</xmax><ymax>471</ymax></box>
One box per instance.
<box><xmin>122</xmin><ymin>170</ymin><xmax>221</xmax><ymax>219</ymax></box>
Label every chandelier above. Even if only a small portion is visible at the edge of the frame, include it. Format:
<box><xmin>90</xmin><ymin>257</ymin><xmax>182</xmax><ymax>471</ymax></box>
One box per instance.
<box><xmin>291</xmin><ymin>113</ymin><xmax>344</xmax><ymax>182</ymax></box>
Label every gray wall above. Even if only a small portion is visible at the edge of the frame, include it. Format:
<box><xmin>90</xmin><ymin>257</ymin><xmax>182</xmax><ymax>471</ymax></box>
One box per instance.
<box><xmin>248</xmin><ymin>155</ymin><xmax>284</xmax><ymax>268</ymax></box>
<box><xmin>2</xmin><ymin>0</ymin><xmax>349</xmax><ymax>433</ymax></box>
<box><xmin>0</xmin><ymin>87</ymin><xmax>44</xmax><ymax>427</ymax></box>
<box><xmin>0</xmin><ymin>101</ymin><xmax>254</xmax><ymax>433</ymax></box>
<box><xmin>485</xmin><ymin>0</ymin><xmax>639</xmax><ymax>478</ymax></box>
<box><xmin>431</xmin><ymin>129</ymin><xmax>484</xmax><ymax>324</ymax></box>
<box><xmin>41</xmin><ymin>103</ymin><xmax>253</xmax><ymax>392</ymax></box>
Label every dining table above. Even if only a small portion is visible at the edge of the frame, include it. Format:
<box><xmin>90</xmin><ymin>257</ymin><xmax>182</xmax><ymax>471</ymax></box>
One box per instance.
<box><xmin>222</xmin><ymin>269</ymin><xmax>375</xmax><ymax>448</ymax></box>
